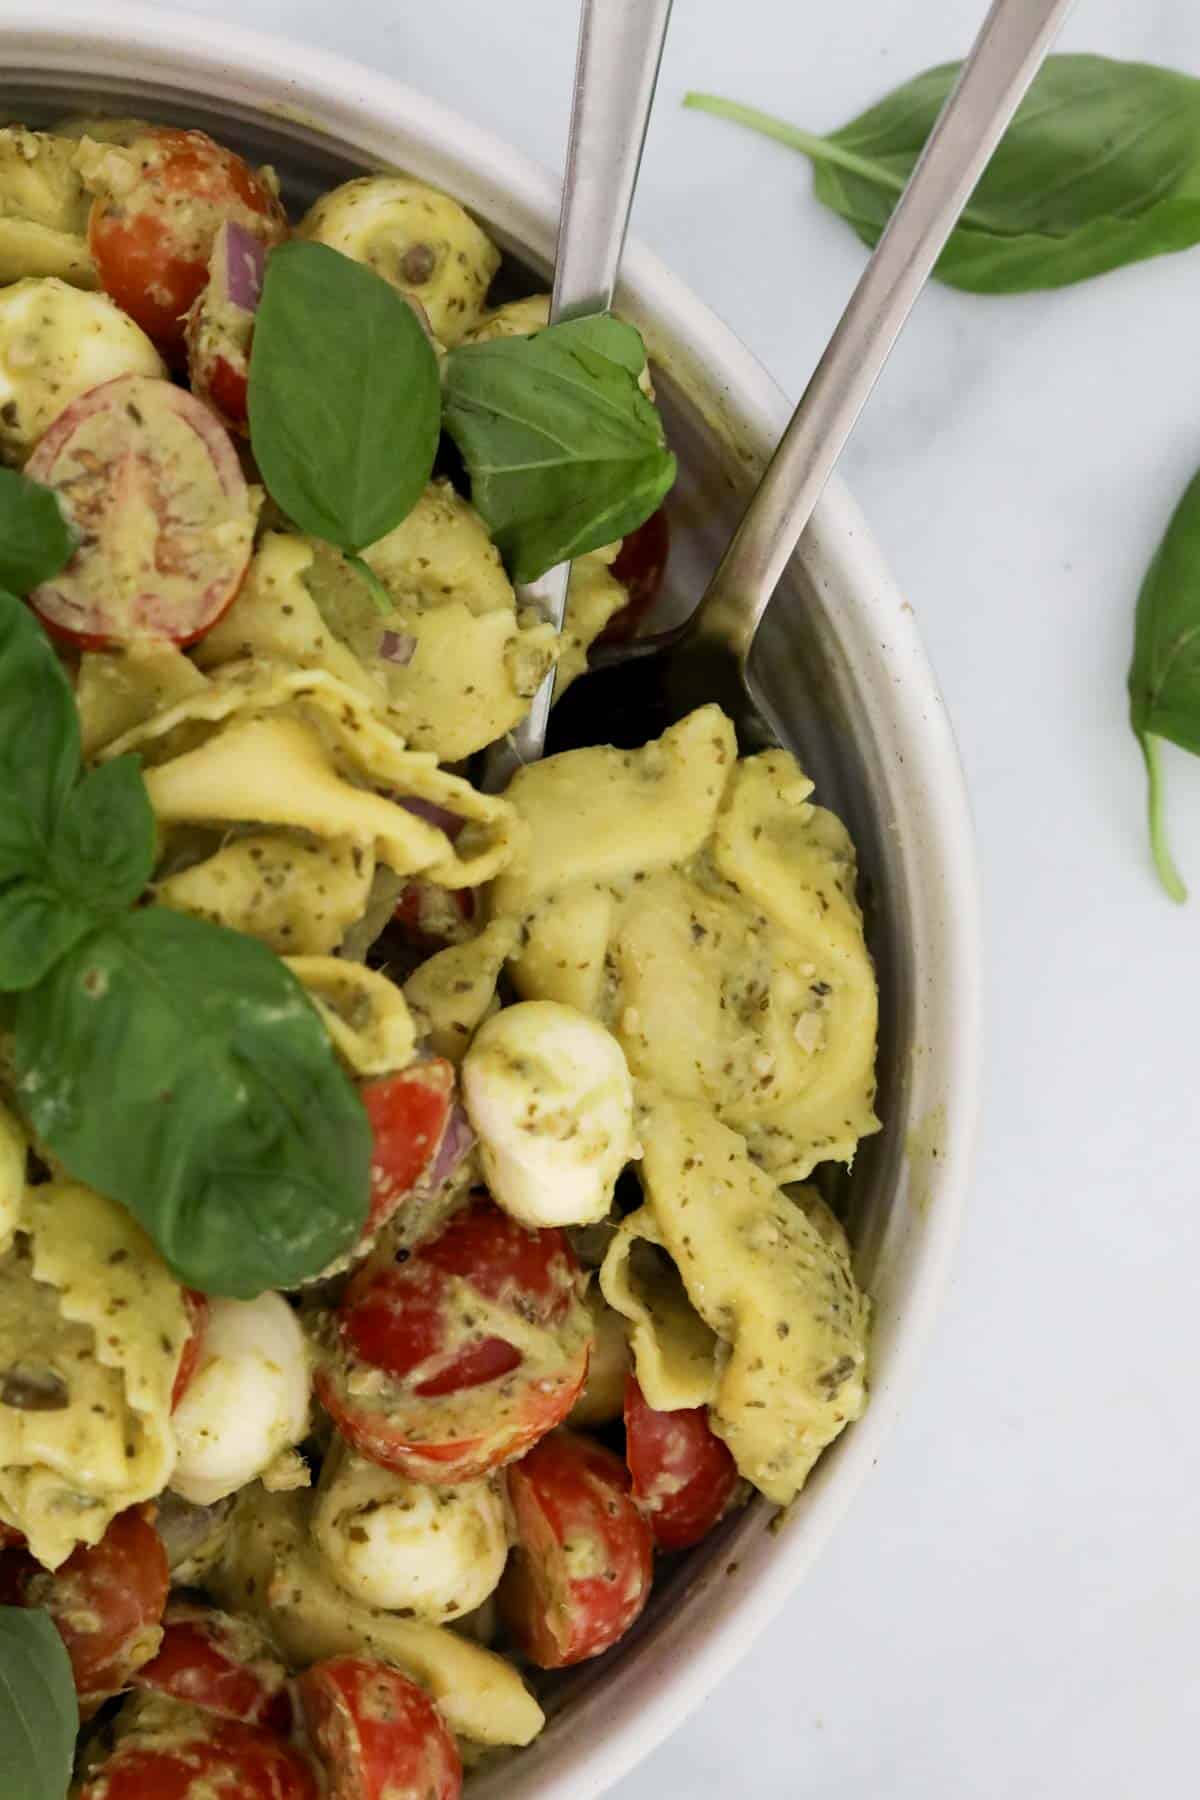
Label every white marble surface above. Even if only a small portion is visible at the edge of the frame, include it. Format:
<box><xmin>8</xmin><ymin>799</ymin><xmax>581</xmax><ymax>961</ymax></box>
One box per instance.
<box><xmin>120</xmin><ymin>0</ymin><xmax>1200</xmax><ymax>1791</ymax></box>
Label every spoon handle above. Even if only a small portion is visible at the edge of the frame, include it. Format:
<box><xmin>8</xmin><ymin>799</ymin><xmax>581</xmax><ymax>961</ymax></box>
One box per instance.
<box><xmin>502</xmin><ymin>0</ymin><xmax>674</xmax><ymax>774</ymax></box>
<box><xmin>693</xmin><ymin>0</ymin><xmax>1076</xmax><ymax>661</ymax></box>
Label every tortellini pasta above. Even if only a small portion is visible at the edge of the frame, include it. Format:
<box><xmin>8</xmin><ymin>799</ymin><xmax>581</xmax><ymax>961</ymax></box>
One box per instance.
<box><xmin>96</xmin><ymin>660</ymin><xmax>526</xmax><ymax>956</ymax></box>
<box><xmin>298</xmin><ymin>175</ymin><xmax>500</xmax><ymax>346</ymax></box>
<box><xmin>602</xmin><ymin>1096</ymin><xmax>870</xmax><ymax>1505</ymax></box>
<box><xmin>491</xmin><ymin>705</ymin><xmax>880</xmax><ymax>1181</ymax></box>
<box><xmin>0</xmin><ymin>127</ymin><xmax>95</xmax><ymax>288</ymax></box>
<box><xmin>0</xmin><ymin>1177</ymin><xmax>189</xmax><ymax>1568</ymax></box>
<box><xmin>212</xmin><ymin>1485</ymin><xmax>544</xmax><ymax>1747</ymax></box>
<box><xmin>403</xmin><ymin>918</ymin><xmax>519</xmax><ymax>1063</ymax></box>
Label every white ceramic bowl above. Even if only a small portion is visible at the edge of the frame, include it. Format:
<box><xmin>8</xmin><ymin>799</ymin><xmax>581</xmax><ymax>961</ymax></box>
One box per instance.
<box><xmin>0</xmin><ymin>9</ymin><xmax>983</xmax><ymax>1794</ymax></box>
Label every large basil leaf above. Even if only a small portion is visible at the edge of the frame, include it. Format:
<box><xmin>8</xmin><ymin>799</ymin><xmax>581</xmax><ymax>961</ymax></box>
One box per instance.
<box><xmin>686</xmin><ymin>56</ymin><xmax>1200</xmax><ymax>292</ymax></box>
<box><xmin>0</xmin><ymin>591</ymin><xmax>80</xmax><ymax>878</ymax></box>
<box><xmin>0</xmin><ymin>1608</ymin><xmax>78</xmax><ymax>1800</ymax></box>
<box><xmin>442</xmin><ymin>314</ymin><xmax>676</xmax><ymax>584</ymax></box>
<box><xmin>11</xmin><ymin>907</ymin><xmax>372</xmax><ymax>1296</ymax></box>
<box><xmin>47</xmin><ymin>756</ymin><xmax>156</xmax><ymax>914</ymax></box>
<box><xmin>0</xmin><ymin>468</ymin><xmax>76</xmax><ymax>595</ymax></box>
<box><xmin>248</xmin><ymin>240</ymin><xmax>442</xmax><ymax>553</ymax></box>
<box><xmin>1128</xmin><ymin>467</ymin><xmax>1200</xmax><ymax>903</ymax></box>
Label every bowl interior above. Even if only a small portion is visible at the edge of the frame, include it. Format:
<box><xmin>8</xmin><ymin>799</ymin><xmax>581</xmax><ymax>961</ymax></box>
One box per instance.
<box><xmin>1</xmin><ymin>24</ymin><xmax>980</xmax><ymax>1799</ymax></box>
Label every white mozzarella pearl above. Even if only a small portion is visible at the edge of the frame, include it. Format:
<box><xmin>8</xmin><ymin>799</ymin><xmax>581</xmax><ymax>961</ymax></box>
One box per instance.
<box><xmin>462</xmin><ymin>1000</ymin><xmax>637</xmax><ymax>1230</ymax></box>
<box><xmin>170</xmin><ymin>1293</ymin><xmax>310</xmax><ymax>1507</ymax></box>
<box><xmin>313</xmin><ymin>1446</ymin><xmax>508</xmax><ymax>1621</ymax></box>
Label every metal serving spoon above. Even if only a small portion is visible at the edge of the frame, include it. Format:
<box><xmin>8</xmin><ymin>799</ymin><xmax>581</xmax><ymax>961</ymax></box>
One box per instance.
<box><xmin>483</xmin><ymin>0</ymin><xmax>674</xmax><ymax>791</ymax></box>
<box><xmin>548</xmin><ymin>0</ymin><xmax>1077</xmax><ymax>758</ymax></box>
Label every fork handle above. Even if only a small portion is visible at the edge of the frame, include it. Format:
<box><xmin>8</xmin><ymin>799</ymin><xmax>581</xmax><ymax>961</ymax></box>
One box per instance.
<box><xmin>693</xmin><ymin>0</ymin><xmax>1076</xmax><ymax>660</ymax></box>
<box><xmin>501</xmin><ymin>0</ymin><xmax>673</xmax><ymax>776</ymax></box>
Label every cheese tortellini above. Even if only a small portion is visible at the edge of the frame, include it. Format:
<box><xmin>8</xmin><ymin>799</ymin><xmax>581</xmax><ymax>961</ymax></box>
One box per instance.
<box><xmin>603</xmin><ymin>1097</ymin><xmax>870</xmax><ymax>1505</ymax></box>
<box><xmin>491</xmin><ymin>705</ymin><xmax>881</xmax><ymax>1182</ymax></box>
<box><xmin>0</xmin><ymin>1169</ymin><xmax>190</xmax><ymax>1568</ymax></box>
<box><xmin>213</xmin><ymin>1486</ymin><xmax>544</xmax><ymax>1748</ymax></box>
<box><xmin>0</xmin><ymin>127</ymin><xmax>96</xmax><ymax>288</ymax></box>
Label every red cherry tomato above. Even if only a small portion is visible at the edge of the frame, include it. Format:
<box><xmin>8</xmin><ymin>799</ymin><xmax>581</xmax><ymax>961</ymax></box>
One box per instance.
<box><xmin>79</xmin><ymin>1704</ymin><xmax>319</xmax><ymax>1800</ymax></box>
<box><xmin>296</xmin><ymin>1656</ymin><xmax>461</xmax><ymax>1800</ymax></box>
<box><xmin>623</xmin><ymin>1375</ymin><xmax>739</xmax><ymax>1552</ymax></box>
<box><xmin>133</xmin><ymin>1601</ymin><xmax>292</xmax><ymax>1732</ymax></box>
<box><xmin>316</xmin><ymin>1196</ymin><xmax>591</xmax><ymax>1484</ymax></box>
<box><xmin>499</xmin><ymin>1429</ymin><xmax>654</xmax><ymax>1668</ymax></box>
<box><xmin>171</xmin><ymin>1290</ymin><xmax>211</xmax><ymax>1412</ymax></box>
<box><xmin>601</xmin><ymin>506</ymin><xmax>670</xmax><ymax>644</ymax></box>
<box><xmin>84</xmin><ymin>127</ymin><xmax>285</xmax><ymax>356</ymax></box>
<box><xmin>20</xmin><ymin>1506</ymin><xmax>168</xmax><ymax>1713</ymax></box>
<box><xmin>362</xmin><ymin>1060</ymin><xmax>455</xmax><ymax>1236</ymax></box>
<box><xmin>26</xmin><ymin>374</ymin><xmax>254</xmax><ymax>649</ymax></box>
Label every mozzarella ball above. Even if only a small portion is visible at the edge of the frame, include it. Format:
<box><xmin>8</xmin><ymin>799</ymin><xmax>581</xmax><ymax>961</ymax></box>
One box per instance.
<box><xmin>170</xmin><ymin>1293</ymin><xmax>311</xmax><ymax>1507</ymax></box>
<box><xmin>569</xmin><ymin>1283</ymin><xmax>632</xmax><ymax>1428</ymax></box>
<box><xmin>298</xmin><ymin>176</ymin><xmax>499</xmax><ymax>346</ymax></box>
<box><xmin>0</xmin><ymin>277</ymin><xmax>165</xmax><ymax>463</ymax></box>
<box><xmin>313</xmin><ymin>1445</ymin><xmax>508</xmax><ymax>1621</ymax></box>
<box><xmin>462</xmin><ymin>1001</ymin><xmax>638</xmax><ymax>1230</ymax></box>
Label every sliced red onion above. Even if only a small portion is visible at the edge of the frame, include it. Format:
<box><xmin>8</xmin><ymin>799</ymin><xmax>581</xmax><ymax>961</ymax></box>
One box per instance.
<box><xmin>399</xmin><ymin>795</ymin><xmax>465</xmax><ymax>840</ymax></box>
<box><xmin>211</xmin><ymin>219</ymin><xmax>267</xmax><ymax>313</ymax></box>
<box><xmin>379</xmin><ymin>629</ymin><xmax>417</xmax><ymax>666</ymax></box>
<box><xmin>420</xmin><ymin>1100</ymin><xmax>476</xmax><ymax>1192</ymax></box>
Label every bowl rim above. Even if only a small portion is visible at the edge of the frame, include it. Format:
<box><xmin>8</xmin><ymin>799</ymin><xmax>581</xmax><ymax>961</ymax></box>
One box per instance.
<box><xmin>0</xmin><ymin>7</ymin><xmax>984</xmax><ymax>1793</ymax></box>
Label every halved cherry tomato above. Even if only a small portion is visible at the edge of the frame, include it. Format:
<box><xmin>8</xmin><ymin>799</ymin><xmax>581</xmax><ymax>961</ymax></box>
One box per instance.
<box><xmin>601</xmin><ymin>505</ymin><xmax>670</xmax><ymax>644</ymax></box>
<box><xmin>26</xmin><ymin>374</ymin><xmax>255</xmax><ymax>648</ymax></box>
<box><xmin>171</xmin><ymin>1290</ymin><xmax>211</xmax><ymax>1412</ymax></box>
<box><xmin>362</xmin><ymin>1060</ymin><xmax>455</xmax><ymax>1236</ymax></box>
<box><xmin>20</xmin><ymin>1506</ymin><xmax>168</xmax><ymax>1713</ymax></box>
<box><xmin>133</xmin><ymin>1601</ymin><xmax>292</xmax><ymax>1732</ymax></box>
<box><xmin>499</xmin><ymin>1429</ymin><xmax>654</xmax><ymax>1668</ymax></box>
<box><xmin>79</xmin><ymin>1702</ymin><xmax>319</xmax><ymax>1800</ymax></box>
<box><xmin>315</xmin><ymin>1196</ymin><xmax>591</xmax><ymax>1484</ymax></box>
<box><xmin>83</xmin><ymin>127</ymin><xmax>285</xmax><ymax>356</ymax></box>
<box><xmin>297</xmin><ymin>1656</ymin><xmax>461</xmax><ymax>1800</ymax></box>
<box><xmin>623</xmin><ymin>1375</ymin><xmax>740</xmax><ymax>1552</ymax></box>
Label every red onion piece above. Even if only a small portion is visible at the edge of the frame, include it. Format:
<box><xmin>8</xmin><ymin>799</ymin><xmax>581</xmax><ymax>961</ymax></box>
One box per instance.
<box><xmin>379</xmin><ymin>629</ymin><xmax>417</xmax><ymax>666</ymax></box>
<box><xmin>212</xmin><ymin>219</ymin><xmax>267</xmax><ymax>313</ymax></box>
<box><xmin>398</xmin><ymin>795</ymin><xmax>465</xmax><ymax>840</ymax></box>
<box><xmin>420</xmin><ymin>1100</ymin><xmax>476</xmax><ymax>1192</ymax></box>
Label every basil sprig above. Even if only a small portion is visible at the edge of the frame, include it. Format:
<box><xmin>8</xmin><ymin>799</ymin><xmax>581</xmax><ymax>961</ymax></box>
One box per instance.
<box><xmin>248</xmin><ymin>240</ymin><xmax>442</xmax><ymax>592</ymax></box>
<box><xmin>0</xmin><ymin>586</ymin><xmax>371</xmax><ymax>1295</ymax></box>
<box><xmin>0</xmin><ymin>1608</ymin><xmax>77</xmax><ymax>1800</ymax></box>
<box><xmin>687</xmin><ymin>55</ymin><xmax>1200</xmax><ymax>293</ymax></box>
<box><xmin>1128</xmin><ymin>468</ymin><xmax>1200</xmax><ymax>903</ymax></box>
<box><xmin>443</xmin><ymin>315</ymin><xmax>676</xmax><ymax>584</ymax></box>
<box><xmin>246</xmin><ymin>243</ymin><xmax>675</xmax><ymax>591</ymax></box>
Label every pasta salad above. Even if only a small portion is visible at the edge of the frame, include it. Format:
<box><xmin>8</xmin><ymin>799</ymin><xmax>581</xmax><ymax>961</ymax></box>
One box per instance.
<box><xmin>0</xmin><ymin>117</ymin><xmax>879</xmax><ymax>1797</ymax></box>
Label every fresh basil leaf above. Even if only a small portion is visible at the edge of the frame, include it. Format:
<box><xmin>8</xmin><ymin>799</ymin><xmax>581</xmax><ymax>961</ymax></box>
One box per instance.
<box><xmin>0</xmin><ymin>468</ymin><xmax>76</xmax><ymax>595</ymax></box>
<box><xmin>0</xmin><ymin>880</ymin><xmax>96</xmax><ymax>992</ymax></box>
<box><xmin>442</xmin><ymin>314</ymin><xmax>676</xmax><ymax>584</ymax></box>
<box><xmin>1128</xmin><ymin>467</ymin><xmax>1200</xmax><ymax>903</ymax></box>
<box><xmin>0</xmin><ymin>1607</ymin><xmax>78</xmax><ymax>1800</ymax></box>
<box><xmin>248</xmin><ymin>240</ymin><xmax>441</xmax><ymax>553</ymax></box>
<box><xmin>686</xmin><ymin>55</ymin><xmax>1200</xmax><ymax>293</ymax></box>
<box><xmin>0</xmin><ymin>591</ymin><xmax>81</xmax><ymax>879</ymax></box>
<box><xmin>48</xmin><ymin>756</ymin><xmax>156</xmax><ymax>913</ymax></box>
<box><xmin>11</xmin><ymin>906</ymin><xmax>372</xmax><ymax>1297</ymax></box>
